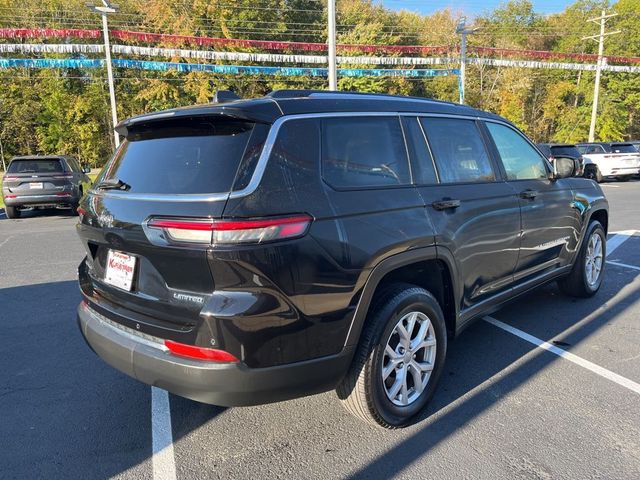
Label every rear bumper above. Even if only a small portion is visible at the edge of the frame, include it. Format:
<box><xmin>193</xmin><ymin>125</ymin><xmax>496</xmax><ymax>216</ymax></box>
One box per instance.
<box><xmin>3</xmin><ymin>193</ymin><xmax>79</xmax><ymax>207</ymax></box>
<box><xmin>77</xmin><ymin>301</ymin><xmax>354</xmax><ymax>406</ymax></box>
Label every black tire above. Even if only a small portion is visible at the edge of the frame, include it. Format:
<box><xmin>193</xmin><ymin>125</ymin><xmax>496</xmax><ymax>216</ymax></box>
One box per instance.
<box><xmin>595</xmin><ymin>168</ymin><xmax>604</xmax><ymax>183</ymax></box>
<box><xmin>5</xmin><ymin>205</ymin><xmax>20</xmax><ymax>219</ymax></box>
<box><xmin>558</xmin><ymin>221</ymin><xmax>606</xmax><ymax>298</ymax></box>
<box><xmin>337</xmin><ymin>283</ymin><xmax>447</xmax><ymax>428</ymax></box>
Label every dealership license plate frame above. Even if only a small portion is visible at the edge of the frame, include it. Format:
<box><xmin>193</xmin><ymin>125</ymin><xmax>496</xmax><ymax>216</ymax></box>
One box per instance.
<box><xmin>104</xmin><ymin>249</ymin><xmax>137</xmax><ymax>291</ymax></box>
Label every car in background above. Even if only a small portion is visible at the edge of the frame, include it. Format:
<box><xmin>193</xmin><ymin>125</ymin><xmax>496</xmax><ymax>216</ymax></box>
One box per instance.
<box><xmin>1</xmin><ymin>155</ymin><xmax>92</xmax><ymax>219</ymax></box>
<box><xmin>537</xmin><ymin>143</ymin><xmax>585</xmax><ymax>177</ymax></box>
<box><xmin>576</xmin><ymin>142</ymin><xmax>640</xmax><ymax>182</ymax></box>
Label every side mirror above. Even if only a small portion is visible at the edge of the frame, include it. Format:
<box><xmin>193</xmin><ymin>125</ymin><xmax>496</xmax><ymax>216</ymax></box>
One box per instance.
<box><xmin>551</xmin><ymin>156</ymin><xmax>576</xmax><ymax>179</ymax></box>
<box><xmin>82</xmin><ymin>165</ymin><xmax>91</xmax><ymax>174</ymax></box>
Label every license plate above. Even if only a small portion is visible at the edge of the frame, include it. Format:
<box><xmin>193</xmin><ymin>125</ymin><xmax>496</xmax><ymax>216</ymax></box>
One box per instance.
<box><xmin>29</xmin><ymin>182</ymin><xmax>43</xmax><ymax>189</ymax></box>
<box><xmin>104</xmin><ymin>250</ymin><xmax>137</xmax><ymax>291</ymax></box>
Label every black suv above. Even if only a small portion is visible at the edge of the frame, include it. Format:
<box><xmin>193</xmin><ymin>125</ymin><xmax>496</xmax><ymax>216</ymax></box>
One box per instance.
<box><xmin>2</xmin><ymin>155</ymin><xmax>91</xmax><ymax>219</ymax></box>
<box><xmin>76</xmin><ymin>91</ymin><xmax>608</xmax><ymax>428</ymax></box>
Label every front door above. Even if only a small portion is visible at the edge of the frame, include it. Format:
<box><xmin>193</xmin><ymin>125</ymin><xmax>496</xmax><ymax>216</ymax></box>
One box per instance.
<box><xmin>482</xmin><ymin>121</ymin><xmax>580</xmax><ymax>282</ymax></box>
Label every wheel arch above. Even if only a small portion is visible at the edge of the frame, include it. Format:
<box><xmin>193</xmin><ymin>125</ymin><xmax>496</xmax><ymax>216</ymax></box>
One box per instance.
<box><xmin>345</xmin><ymin>247</ymin><xmax>460</xmax><ymax>348</ymax></box>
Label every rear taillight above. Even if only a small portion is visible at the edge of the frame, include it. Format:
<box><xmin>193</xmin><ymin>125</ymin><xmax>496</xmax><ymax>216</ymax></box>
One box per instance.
<box><xmin>147</xmin><ymin>214</ymin><xmax>313</xmax><ymax>246</ymax></box>
<box><xmin>3</xmin><ymin>175</ymin><xmax>18</xmax><ymax>181</ymax></box>
<box><xmin>53</xmin><ymin>174</ymin><xmax>74</xmax><ymax>179</ymax></box>
<box><xmin>164</xmin><ymin>340</ymin><xmax>239</xmax><ymax>363</ymax></box>
<box><xmin>5</xmin><ymin>195</ymin><xmax>16</xmax><ymax>199</ymax></box>
<box><xmin>55</xmin><ymin>192</ymin><xmax>72</xmax><ymax>197</ymax></box>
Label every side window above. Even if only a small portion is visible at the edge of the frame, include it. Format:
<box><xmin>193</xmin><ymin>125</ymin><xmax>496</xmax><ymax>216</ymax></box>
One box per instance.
<box><xmin>486</xmin><ymin>123</ymin><xmax>547</xmax><ymax>180</ymax></box>
<box><xmin>402</xmin><ymin>117</ymin><xmax>438</xmax><ymax>185</ymax></box>
<box><xmin>419</xmin><ymin>118</ymin><xmax>496</xmax><ymax>183</ymax></box>
<box><xmin>321</xmin><ymin>116</ymin><xmax>410</xmax><ymax>188</ymax></box>
<box><xmin>69</xmin><ymin>158</ymin><xmax>81</xmax><ymax>172</ymax></box>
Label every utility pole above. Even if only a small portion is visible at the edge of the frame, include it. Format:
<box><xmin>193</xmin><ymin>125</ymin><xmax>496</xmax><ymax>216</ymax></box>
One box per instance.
<box><xmin>456</xmin><ymin>17</ymin><xmax>478</xmax><ymax>105</ymax></box>
<box><xmin>327</xmin><ymin>0</ymin><xmax>337</xmax><ymax>90</ymax></box>
<box><xmin>88</xmin><ymin>1</ymin><xmax>120</xmax><ymax>147</ymax></box>
<box><xmin>583</xmin><ymin>10</ymin><xmax>620</xmax><ymax>142</ymax></box>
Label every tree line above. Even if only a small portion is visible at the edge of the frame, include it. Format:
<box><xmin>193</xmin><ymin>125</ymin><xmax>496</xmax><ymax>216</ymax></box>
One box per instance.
<box><xmin>0</xmin><ymin>0</ymin><xmax>639</xmax><ymax>167</ymax></box>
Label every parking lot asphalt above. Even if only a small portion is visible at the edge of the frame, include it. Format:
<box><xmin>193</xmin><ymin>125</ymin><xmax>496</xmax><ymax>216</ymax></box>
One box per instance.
<box><xmin>1</xmin><ymin>181</ymin><xmax>639</xmax><ymax>480</ymax></box>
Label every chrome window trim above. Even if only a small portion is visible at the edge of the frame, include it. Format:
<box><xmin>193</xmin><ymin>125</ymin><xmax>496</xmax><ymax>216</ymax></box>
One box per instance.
<box><xmin>92</xmin><ymin>111</ymin><xmax>513</xmax><ymax>203</ymax></box>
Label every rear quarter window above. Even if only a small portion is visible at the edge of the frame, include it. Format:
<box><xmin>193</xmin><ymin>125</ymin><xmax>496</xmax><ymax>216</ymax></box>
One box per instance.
<box><xmin>100</xmin><ymin>118</ymin><xmax>256</xmax><ymax>194</ymax></box>
<box><xmin>321</xmin><ymin>116</ymin><xmax>411</xmax><ymax>189</ymax></box>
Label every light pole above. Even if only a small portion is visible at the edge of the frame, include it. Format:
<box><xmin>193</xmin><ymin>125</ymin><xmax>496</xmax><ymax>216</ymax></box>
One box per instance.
<box><xmin>456</xmin><ymin>17</ymin><xmax>478</xmax><ymax>105</ymax></box>
<box><xmin>327</xmin><ymin>0</ymin><xmax>337</xmax><ymax>90</ymax></box>
<box><xmin>88</xmin><ymin>1</ymin><xmax>120</xmax><ymax>147</ymax></box>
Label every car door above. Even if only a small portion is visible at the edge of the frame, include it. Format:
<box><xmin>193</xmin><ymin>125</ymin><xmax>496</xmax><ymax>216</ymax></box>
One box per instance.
<box><xmin>483</xmin><ymin>121</ymin><xmax>580</xmax><ymax>281</ymax></box>
<box><xmin>405</xmin><ymin>116</ymin><xmax>521</xmax><ymax>314</ymax></box>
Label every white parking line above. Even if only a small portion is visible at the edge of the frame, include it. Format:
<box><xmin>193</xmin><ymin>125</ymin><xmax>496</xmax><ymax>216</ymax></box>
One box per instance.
<box><xmin>607</xmin><ymin>230</ymin><xmax>636</xmax><ymax>254</ymax></box>
<box><xmin>607</xmin><ymin>260</ymin><xmax>640</xmax><ymax>272</ymax></box>
<box><xmin>151</xmin><ymin>387</ymin><xmax>177</xmax><ymax>480</ymax></box>
<box><xmin>484</xmin><ymin>316</ymin><xmax>640</xmax><ymax>395</ymax></box>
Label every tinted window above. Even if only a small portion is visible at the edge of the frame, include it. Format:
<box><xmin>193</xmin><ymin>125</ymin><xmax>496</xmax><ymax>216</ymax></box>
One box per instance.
<box><xmin>420</xmin><ymin>118</ymin><xmax>495</xmax><ymax>183</ymax></box>
<box><xmin>486</xmin><ymin>122</ymin><xmax>547</xmax><ymax>180</ymax></box>
<box><xmin>550</xmin><ymin>145</ymin><xmax>581</xmax><ymax>158</ymax></box>
<box><xmin>8</xmin><ymin>159</ymin><xmax>64</xmax><ymax>174</ymax></box>
<box><xmin>321</xmin><ymin>117</ymin><xmax>410</xmax><ymax>188</ymax></box>
<box><xmin>101</xmin><ymin>118</ymin><xmax>255</xmax><ymax>194</ymax></box>
<box><xmin>66</xmin><ymin>158</ymin><xmax>81</xmax><ymax>172</ymax></box>
<box><xmin>403</xmin><ymin>117</ymin><xmax>438</xmax><ymax>185</ymax></box>
<box><xmin>611</xmin><ymin>144</ymin><xmax>636</xmax><ymax>153</ymax></box>
<box><xmin>578</xmin><ymin>144</ymin><xmax>606</xmax><ymax>154</ymax></box>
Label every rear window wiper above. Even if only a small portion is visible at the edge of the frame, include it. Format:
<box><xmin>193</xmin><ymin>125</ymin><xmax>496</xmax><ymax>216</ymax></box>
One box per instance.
<box><xmin>96</xmin><ymin>178</ymin><xmax>131</xmax><ymax>191</ymax></box>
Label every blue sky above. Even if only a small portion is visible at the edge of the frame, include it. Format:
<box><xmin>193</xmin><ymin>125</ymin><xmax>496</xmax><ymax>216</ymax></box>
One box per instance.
<box><xmin>383</xmin><ymin>0</ymin><xmax>576</xmax><ymax>17</ymax></box>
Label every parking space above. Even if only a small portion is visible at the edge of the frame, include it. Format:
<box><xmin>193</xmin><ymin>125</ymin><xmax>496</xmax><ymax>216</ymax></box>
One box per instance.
<box><xmin>1</xmin><ymin>185</ymin><xmax>639</xmax><ymax>479</ymax></box>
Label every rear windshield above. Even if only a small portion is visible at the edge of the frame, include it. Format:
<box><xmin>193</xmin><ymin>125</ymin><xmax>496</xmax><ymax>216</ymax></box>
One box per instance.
<box><xmin>100</xmin><ymin>118</ymin><xmax>256</xmax><ymax>194</ymax></box>
<box><xmin>611</xmin><ymin>144</ymin><xmax>636</xmax><ymax>153</ymax></box>
<box><xmin>8</xmin><ymin>159</ymin><xmax>64</xmax><ymax>174</ymax></box>
<box><xmin>550</xmin><ymin>145</ymin><xmax>581</xmax><ymax>158</ymax></box>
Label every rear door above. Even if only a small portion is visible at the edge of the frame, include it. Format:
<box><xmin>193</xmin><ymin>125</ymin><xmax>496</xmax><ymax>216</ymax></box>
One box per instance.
<box><xmin>77</xmin><ymin>116</ymin><xmax>267</xmax><ymax>338</ymax></box>
<box><xmin>483</xmin><ymin>121</ymin><xmax>580</xmax><ymax>280</ymax></box>
<box><xmin>407</xmin><ymin>116</ymin><xmax>521</xmax><ymax>312</ymax></box>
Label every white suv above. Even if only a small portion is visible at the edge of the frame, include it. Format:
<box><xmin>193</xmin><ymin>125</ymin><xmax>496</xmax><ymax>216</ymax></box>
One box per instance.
<box><xmin>577</xmin><ymin>143</ymin><xmax>640</xmax><ymax>182</ymax></box>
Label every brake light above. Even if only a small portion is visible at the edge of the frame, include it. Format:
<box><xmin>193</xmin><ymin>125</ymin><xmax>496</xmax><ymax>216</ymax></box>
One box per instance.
<box><xmin>5</xmin><ymin>195</ymin><xmax>16</xmax><ymax>199</ymax></box>
<box><xmin>55</xmin><ymin>192</ymin><xmax>72</xmax><ymax>197</ymax></box>
<box><xmin>147</xmin><ymin>214</ymin><xmax>313</xmax><ymax>245</ymax></box>
<box><xmin>164</xmin><ymin>340</ymin><xmax>239</xmax><ymax>363</ymax></box>
<box><xmin>3</xmin><ymin>175</ymin><xmax>18</xmax><ymax>181</ymax></box>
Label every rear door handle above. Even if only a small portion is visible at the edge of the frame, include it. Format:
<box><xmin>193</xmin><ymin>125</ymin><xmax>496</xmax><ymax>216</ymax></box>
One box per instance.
<box><xmin>519</xmin><ymin>189</ymin><xmax>538</xmax><ymax>200</ymax></box>
<box><xmin>432</xmin><ymin>199</ymin><xmax>461</xmax><ymax>211</ymax></box>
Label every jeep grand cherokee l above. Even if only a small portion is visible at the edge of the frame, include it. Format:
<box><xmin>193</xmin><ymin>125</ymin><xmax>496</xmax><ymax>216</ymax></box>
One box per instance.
<box><xmin>2</xmin><ymin>155</ymin><xmax>91</xmax><ymax>219</ymax></box>
<box><xmin>76</xmin><ymin>91</ymin><xmax>608</xmax><ymax>428</ymax></box>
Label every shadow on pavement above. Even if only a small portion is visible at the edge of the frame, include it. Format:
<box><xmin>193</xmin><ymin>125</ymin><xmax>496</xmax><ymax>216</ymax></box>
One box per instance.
<box><xmin>0</xmin><ymin>280</ymin><xmax>223</xmax><ymax>479</ymax></box>
<box><xmin>346</xmin><ymin>269</ymin><xmax>640</xmax><ymax>479</ymax></box>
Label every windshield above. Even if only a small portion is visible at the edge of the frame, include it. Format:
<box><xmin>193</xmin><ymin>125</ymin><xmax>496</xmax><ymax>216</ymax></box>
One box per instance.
<box><xmin>8</xmin><ymin>159</ymin><xmax>64</xmax><ymax>174</ymax></box>
<box><xmin>100</xmin><ymin>118</ymin><xmax>256</xmax><ymax>194</ymax></box>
